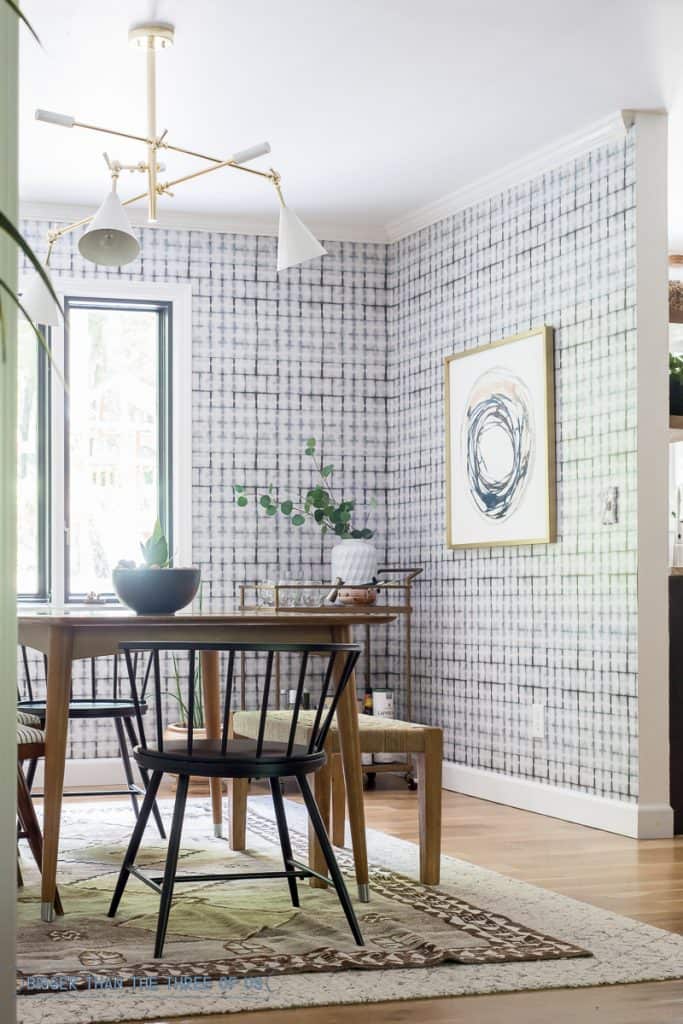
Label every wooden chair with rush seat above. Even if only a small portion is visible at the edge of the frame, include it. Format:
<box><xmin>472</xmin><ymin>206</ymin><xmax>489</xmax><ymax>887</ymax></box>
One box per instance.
<box><xmin>16</xmin><ymin>711</ymin><xmax>63</xmax><ymax>915</ymax></box>
<box><xmin>233</xmin><ymin>709</ymin><xmax>443</xmax><ymax>885</ymax></box>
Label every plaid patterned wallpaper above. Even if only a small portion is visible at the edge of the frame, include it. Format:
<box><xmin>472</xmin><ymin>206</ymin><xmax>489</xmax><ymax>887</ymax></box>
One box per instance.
<box><xmin>385</xmin><ymin>133</ymin><xmax>638</xmax><ymax>801</ymax></box>
<box><xmin>20</xmin><ymin>130</ymin><xmax>638</xmax><ymax>803</ymax></box>
<box><xmin>18</xmin><ymin>223</ymin><xmax>390</xmax><ymax>759</ymax></box>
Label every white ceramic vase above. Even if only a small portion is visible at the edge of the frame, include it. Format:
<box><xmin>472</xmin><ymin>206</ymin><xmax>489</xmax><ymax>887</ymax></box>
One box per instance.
<box><xmin>330</xmin><ymin>539</ymin><xmax>377</xmax><ymax>585</ymax></box>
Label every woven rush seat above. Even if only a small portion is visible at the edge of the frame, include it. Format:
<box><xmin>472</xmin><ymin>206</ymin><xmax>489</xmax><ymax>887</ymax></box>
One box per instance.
<box><xmin>233</xmin><ymin>709</ymin><xmax>434</xmax><ymax>754</ymax></box>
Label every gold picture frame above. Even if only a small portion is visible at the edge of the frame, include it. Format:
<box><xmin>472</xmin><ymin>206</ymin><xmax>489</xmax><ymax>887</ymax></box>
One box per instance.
<box><xmin>444</xmin><ymin>326</ymin><xmax>556</xmax><ymax>549</ymax></box>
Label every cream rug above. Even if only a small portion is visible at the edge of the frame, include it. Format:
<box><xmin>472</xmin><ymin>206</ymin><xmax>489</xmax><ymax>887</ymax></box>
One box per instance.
<box><xmin>16</xmin><ymin>796</ymin><xmax>683</xmax><ymax>1023</ymax></box>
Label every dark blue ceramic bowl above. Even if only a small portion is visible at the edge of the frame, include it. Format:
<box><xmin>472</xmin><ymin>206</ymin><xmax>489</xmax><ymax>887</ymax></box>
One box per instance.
<box><xmin>112</xmin><ymin>567</ymin><xmax>200</xmax><ymax>615</ymax></box>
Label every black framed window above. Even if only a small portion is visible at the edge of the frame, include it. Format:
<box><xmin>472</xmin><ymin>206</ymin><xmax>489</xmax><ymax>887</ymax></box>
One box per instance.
<box><xmin>16</xmin><ymin>317</ymin><xmax>50</xmax><ymax>600</ymax></box>
<box><xmin>17</xmin><ymin>295</ymin><xmax>173</xmax><ymax>603</ymax></box>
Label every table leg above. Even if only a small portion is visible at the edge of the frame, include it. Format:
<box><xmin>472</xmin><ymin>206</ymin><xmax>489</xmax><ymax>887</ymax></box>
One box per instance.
<box><xmin>331</xmin><ymin>753</ymin><xmax>346</xmax><ymax>847</ymax></box>
<box><xmin>416</xmin><ymin>728</ymin><xmax>442</xmax><ymax>885</ymax></box>
<box><xmin>308</xmin><ymin>756</ymin><xmax>331</xmax><ymax>888</ymax></box>
<box><xmin>200</xmin><ymin>651</ymin><xmax>223</xmax><ymax>838</ymax></box>
<box><xmin>41</xmin><ymin>626</ymin><xmax>73</xmax><ymax>921</ymax></box>
<box><xmin>333</xmin><ymin>624</ymin><xmax>369</xmax><ymax>902</ymax></box>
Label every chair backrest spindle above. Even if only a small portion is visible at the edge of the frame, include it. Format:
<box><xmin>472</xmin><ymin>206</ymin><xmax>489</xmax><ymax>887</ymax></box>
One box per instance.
<box><xmin>117</xmin><ymin>640</ymin><xmax>362</xmax><ymax>765</ymax></box>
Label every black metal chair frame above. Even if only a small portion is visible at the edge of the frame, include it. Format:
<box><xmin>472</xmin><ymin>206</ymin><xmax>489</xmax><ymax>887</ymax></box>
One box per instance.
<box><xmin>108</xmin><ymin>640</ymin><xmax>364</xmax><ymax>958</ymax></box>
<box><xmin>17</xmin><ymin>646</ymin><xmax>166</xmax><ymax>839</ymax></box>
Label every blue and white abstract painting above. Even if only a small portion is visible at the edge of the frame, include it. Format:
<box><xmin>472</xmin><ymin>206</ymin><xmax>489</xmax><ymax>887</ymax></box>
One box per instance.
<box><xmin>445</xmin><ymin>327</ymin><xmax>555</xmax><ymax>548</ymax></box>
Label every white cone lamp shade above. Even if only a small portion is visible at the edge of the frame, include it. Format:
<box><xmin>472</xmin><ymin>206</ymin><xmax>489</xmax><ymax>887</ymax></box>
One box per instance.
<box><xmin>277</xmin><ymin>205</ymin><xmax>326</xmax><ymax>272</ymax></box>
<box><xmin>22</xmin><ymin>266</ymin><xmax>60</xmax><ymax>326</ymax></box>
<box><xmin>78</xmin><ymin>189</ymin><xmax>140</xmax><ymax>267</ymax></box>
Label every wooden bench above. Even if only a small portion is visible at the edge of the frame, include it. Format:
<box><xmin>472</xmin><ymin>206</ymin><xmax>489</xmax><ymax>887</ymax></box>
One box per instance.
<box><xmin>232</xmin><ymin>710</ymin><xmax>443</xmax><ymax>885</ymax></box>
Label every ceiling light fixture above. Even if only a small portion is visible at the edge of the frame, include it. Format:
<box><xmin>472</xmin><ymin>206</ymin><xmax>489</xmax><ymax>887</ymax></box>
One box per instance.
<box><xmin>24</xmin><ymin>20</ymin><xmax>326</xmax><ymax>318</ymax></box>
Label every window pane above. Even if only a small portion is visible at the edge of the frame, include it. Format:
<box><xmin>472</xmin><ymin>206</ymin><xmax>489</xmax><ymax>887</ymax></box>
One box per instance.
<box><xmin>17</xmin><ymin>319</ymin><xmax>41</xmax><ymax>596</ymax></box>
<box><xmin>67</xmin><ymin>306</ymin><xmax>161</xmax><ymax>597</ymax></box>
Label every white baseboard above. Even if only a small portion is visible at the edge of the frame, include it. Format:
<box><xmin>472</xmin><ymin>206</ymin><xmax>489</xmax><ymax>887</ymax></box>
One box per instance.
<box><xmin>442</xmin><ymin>762</ymin><xmax>674</xmax><ymax>839</ymax></box>
<box><xmin>30</xmin><ymin>756</ymin><xmax>675</xmax><ymax>840</ymax></box>
<box><xmin>31</xmin><ymin>757</ymin><xmax>126</xmax><ymax>792</ymax></box>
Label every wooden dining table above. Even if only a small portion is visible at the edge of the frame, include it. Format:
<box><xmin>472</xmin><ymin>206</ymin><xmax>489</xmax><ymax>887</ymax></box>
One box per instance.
<box><xmin>17</xmin><ymin>606</ymin><xmax>396</xmax><ymax>922</ymax></box>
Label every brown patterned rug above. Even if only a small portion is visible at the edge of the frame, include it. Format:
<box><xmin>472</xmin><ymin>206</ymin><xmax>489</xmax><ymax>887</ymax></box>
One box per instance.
<box><xmin>17</xmin><ymin>797</ymin><xmax>589</xmax><ymax>999</ymax></box>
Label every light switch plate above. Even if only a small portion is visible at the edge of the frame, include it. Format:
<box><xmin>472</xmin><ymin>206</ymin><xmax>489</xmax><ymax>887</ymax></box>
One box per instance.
<box><xmin>602</xmin><ymin>486</ymin><xmax>618</xmax><ymax>525</ymax></box>
<box><xmin>531</xmin><ymin>703</ymin><xmax>545</xmax><ymax>739</ymax></box>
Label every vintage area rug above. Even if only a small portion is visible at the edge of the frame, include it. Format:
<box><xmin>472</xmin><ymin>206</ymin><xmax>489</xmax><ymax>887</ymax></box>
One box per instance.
<box><xmin>16</xmin><ymin>796</ymin><xmax>683</xmax><ymax>1023</ymax></box>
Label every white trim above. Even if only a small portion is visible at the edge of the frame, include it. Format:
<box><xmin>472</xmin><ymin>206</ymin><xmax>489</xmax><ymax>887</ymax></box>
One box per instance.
<box><xmin>633</xmin><ymin>112</ymin><xmax>673</xmax><ymax>824</ymax></box>
<box><xmin>442</xmin><ymin>762</ymin><xmax>673</xmax><ymax>839</ymax></box>
<box><xmin>19</xmin><ymin>200</ymin><xmax>388</xmax><ymax>245</ymax></box>
<box><xmin>32</xmin><ymin>757</ymin><xmax>126</xmax><ymax>791</ymax></box>
<box><xmin>386</xmin><ymin>110</ymin><xmax>635</xmax><ymax>242</ymax></box>
<box><xmin>27</xmin><ymin>276</ymin><xmax>193</xmax><ymax>599</ymax></box>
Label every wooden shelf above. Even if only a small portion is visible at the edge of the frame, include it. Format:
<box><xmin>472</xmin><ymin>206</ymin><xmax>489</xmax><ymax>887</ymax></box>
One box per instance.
<box><xmin>670</xmin><ymin>416</ymin><xmax>683</xmax><ymax>442</ymax></box>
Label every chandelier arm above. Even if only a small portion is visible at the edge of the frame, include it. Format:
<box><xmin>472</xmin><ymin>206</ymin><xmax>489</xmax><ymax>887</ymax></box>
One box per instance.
<box><xmin>44</xmin><ymin>154</ymin><xmax>277</xmax><ymax>247</ymax></box>
<box><xmin>160</xmin><ymin>158</ymin><xmax>276</xmax><ymax>194</ymax></box>
<box><xmin>69</xmin><ymin>118</ymin><xmax>154</xmax><ymax>147</ymax></box>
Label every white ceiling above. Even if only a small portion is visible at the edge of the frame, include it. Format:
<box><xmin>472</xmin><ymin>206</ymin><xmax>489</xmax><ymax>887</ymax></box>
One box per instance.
<box><xmin>18</xmin><ymin>0</ymin><xmax>683</xmax><ymax>245</ymax></box>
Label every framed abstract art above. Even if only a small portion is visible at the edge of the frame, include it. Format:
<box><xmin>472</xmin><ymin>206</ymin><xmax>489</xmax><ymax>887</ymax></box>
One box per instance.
<box><xmin>444</xmin><ymin>326</ymin><xmax>556</xmax><ymax>548</ymax></box>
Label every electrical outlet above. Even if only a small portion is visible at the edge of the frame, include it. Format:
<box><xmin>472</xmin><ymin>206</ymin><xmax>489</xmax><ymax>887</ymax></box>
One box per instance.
<box><xmin>531</xmin><ymin>703</ymin><xmax>545</xmax><ymax>739</ymax></box>
<box><xmin>602</xmin><ymin>486</ymin><xmax>618</xmax><ymax>525</ymax></box>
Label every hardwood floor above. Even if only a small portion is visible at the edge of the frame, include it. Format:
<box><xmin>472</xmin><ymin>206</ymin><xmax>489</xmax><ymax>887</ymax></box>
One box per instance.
<box><xmin>63</xmin><ymin>777</ymin><xmax>683</xmax><ymax>1024</ymax></box>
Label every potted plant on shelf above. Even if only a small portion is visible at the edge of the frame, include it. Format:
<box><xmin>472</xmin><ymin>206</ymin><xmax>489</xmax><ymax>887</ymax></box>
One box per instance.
<box><xmin>234</xmin><ymin>438</ymin><xmax>378</xmax><ymax>591</ymax></box>
<box><xmin>671</xmin><ymin>354</ymin><xmax>683</xmax><ymax>417</ymax></box>
<box><xmin>112</xmin><ymin>520</ymin><xmax>200</xmax><ymax>614</ymax></box>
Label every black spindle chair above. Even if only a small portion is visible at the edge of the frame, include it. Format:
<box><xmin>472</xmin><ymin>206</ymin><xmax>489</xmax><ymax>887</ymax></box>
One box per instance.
<box><xmin>17</xmin><ymin>647</ymin><xmax>165</xmax><ymax>839</ymax></box>
<box><xmin>109</xmin><ymin>640</ymin><xmax>364</xmax><ymax>958</ymax></box>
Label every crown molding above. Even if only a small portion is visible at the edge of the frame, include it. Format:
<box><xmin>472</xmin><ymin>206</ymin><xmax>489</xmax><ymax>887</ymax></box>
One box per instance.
<box><xmin>18</xmin><ymin>200</ymin><xmax>388</xmax><ymax>245</ymax></box>
<box><xmin>21</xmin><ymin>111</ymin><xmax>642</xmax><ymax>249</ymax></box>
<box><xmin>384</xmin><ymin>110</ymin><xmax>636</xmax><ymax>243</ymax></box>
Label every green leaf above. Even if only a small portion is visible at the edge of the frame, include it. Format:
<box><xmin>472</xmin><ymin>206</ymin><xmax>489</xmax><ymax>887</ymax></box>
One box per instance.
<box><xmin>313</xmin><ymin>509</ymin><xmax>325</xmax><ymax>524</ymax></box>
<box><xmin>321</xmin><ymin>464</ymin><xmax>334</xmax><ymax>478</ymax></box>
<box><xmin>291</xmin><ymin>514</ymin><xmax>306</xmax><ymax>526</ymax></box>
<box><xmin>266</xmin><ymin>505</ymin><xmax>277</xmax><ymax>516</ymax></box>
<box><xmin>280</xmin><ymin>500</ymin><xmax>293</xmax><ymax>515</ymax></box>
<box><xmin>4</xmin><ymin>0</ymin><xmax>42</xmax><ymax>46</ymax></box>
<box><xmin>361</xmin><ymin>528</ymin><xmax>374</xmax><ymax>539</ymax></box>
<box><xmin>233</xmin><ymin>484</ymin><xmax>245</xmax><ymax>493</ymax></box>
<box><xmin>334</xmin><ymin>523</ymin><xmax>347</xmax><ymax>536</ymax></box>
<box><xmin>305</xmin><ymin>437</ymin><xmax>316</xmax><ymax>448</ymax></box>
<box><xmin>259</xmin><ymin>495</ymin><xmax>271</xmax><ymax>509</ymax></box>
<box><xmin>236</xmin><ymin>495</ymin><xmax>248</xmax><ymax>507</ymax></box>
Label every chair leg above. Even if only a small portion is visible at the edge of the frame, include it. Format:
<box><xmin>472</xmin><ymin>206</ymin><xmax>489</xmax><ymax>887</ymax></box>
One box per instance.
<box><xmin>123</xmin><ymin>717</ymin><xmax>166</xmax><ymax>840</ymax></box>
<box><xmin>154</xmin><ymin>774</ymin><xmax>190</xmax><ymax>959</ymax></box>
<box><xmin>17</xmin><ymin>763</ymin><xmax>63</xmax><ymax>916</ymax></box>
<box><xmin>108</xmin><ymin>769</ymin><xmax>163</xmax><ymax>919</ymax></box>
<box><xmin>113</xmin><ymin>717</ymin><xmax>140</xmax><ymax>820</ymax></box>
<box><xmin>296</xmin><ymin>773</ymin><xmax>364</xmax><ymax>946</ymax></box>
<box><xmin>25</xmin><ymin>758</ymin><xmax>38</xmax><ymax>795</ymax></box>
<box><xmin>269</xmin><ymin>777</ymin><xmax>299</xmax><ymax>908</ymax></box>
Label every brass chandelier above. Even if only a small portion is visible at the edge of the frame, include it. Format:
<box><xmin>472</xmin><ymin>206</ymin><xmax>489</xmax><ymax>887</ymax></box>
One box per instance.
<box><xmin>23</xmin><ymin>21</ymin><xmax>326</xmax><ymax>324</ymax></box>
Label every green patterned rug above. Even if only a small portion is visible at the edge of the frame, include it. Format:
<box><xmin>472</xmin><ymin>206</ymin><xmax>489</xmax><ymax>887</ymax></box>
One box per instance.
<box><xmin>18</xmin><ymin>798</ymin><xmax>587</xmax><ymax>994</ymax></box>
